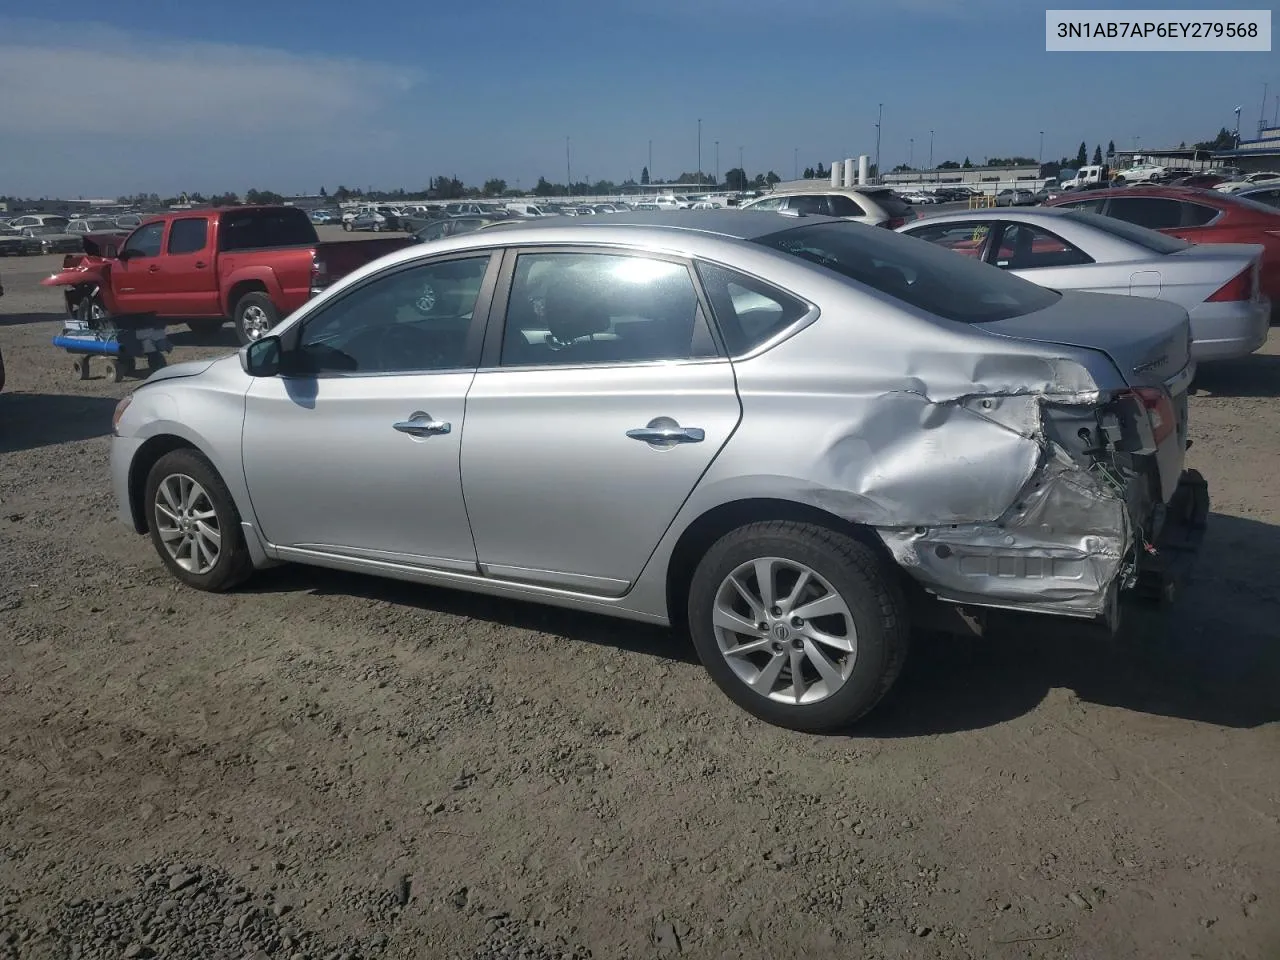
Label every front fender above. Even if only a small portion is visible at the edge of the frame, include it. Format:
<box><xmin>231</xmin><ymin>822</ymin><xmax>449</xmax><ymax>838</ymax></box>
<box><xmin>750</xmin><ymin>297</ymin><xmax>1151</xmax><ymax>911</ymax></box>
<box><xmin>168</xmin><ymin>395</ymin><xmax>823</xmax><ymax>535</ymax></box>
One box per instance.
<box><xmin>41</xmin><ymin>260</ymin><xmax>109</xmax><ymax>289</ymax></box>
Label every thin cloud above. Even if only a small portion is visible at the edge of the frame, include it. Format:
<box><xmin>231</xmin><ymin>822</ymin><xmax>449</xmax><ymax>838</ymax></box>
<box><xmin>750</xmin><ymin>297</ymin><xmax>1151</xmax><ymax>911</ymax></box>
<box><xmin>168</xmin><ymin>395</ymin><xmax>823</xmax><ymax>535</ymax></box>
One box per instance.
<box><xmin>0</xmin><ymin>19</ymin><xmax>423</xmax><ymax>195</ymax></box>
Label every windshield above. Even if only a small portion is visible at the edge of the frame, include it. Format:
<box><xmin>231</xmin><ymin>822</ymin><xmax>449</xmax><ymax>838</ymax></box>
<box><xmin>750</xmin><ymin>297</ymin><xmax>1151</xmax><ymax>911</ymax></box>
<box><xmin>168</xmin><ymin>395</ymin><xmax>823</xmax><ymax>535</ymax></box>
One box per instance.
<box><xmin>86</xmin><ymin>219</ymin><xmax>117</xmax><ymax>230</ymax></box>
<box><xmin>1063</xmin><ymin>210</ymin><xmax>1191</xmax><ymax>253</ymax></box>
<box><xmin>754</xmin><ymin>221</ymin><xmax>1061</xmax><ymax>323</ymax></box>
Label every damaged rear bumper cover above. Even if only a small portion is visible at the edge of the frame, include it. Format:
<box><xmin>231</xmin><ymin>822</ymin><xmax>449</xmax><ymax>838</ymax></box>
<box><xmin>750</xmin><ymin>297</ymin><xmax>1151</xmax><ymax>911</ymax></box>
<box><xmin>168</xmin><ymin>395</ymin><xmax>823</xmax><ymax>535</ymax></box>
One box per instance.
<box><xmin>877</xmin><ymin>463</ymin><xmax>1209</xmax><ymax>624</ymax></box>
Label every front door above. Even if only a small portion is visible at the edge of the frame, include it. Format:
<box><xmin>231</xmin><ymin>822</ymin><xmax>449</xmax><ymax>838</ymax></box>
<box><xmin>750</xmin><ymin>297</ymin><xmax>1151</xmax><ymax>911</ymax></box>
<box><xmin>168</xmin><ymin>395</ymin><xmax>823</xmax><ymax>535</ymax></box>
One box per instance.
<box><xmin>110</xmin><ymin>221</ymin><xmax>167</xmax><ymax>315</ymax></box>
<box><xmin>460</xmin><ymin>249</ymin><xmax>741</xmax><ymax>596</ymax></box>
<box><xmin>241</xmin><ymin>252</ymin><xmax>499</xmax><ymax>570</ymax></box>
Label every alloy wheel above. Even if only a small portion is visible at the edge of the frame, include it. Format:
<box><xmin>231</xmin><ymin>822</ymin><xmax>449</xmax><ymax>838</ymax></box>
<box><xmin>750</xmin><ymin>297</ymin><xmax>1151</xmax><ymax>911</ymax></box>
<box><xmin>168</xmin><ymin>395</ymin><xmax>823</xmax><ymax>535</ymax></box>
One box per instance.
<box><xmin>712</xmin><ymin>556</ymin><xmax>858</xmax><ymax>705</ymax></box>
<box><xmin>154</xmin><ymin>474</ymin><xmax>221</xmax><ymax>574</ymax></box>
<box><xmin>240</xmin><ymin>305</ymin><xmax>270</xmax><ymax>340</ymax></box>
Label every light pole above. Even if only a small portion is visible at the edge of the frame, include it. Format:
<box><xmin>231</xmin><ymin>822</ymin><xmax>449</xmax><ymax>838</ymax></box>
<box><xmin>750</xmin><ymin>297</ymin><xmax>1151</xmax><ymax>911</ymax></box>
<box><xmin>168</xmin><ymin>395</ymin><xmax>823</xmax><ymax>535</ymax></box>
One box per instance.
<box><xmin>565</xmin><ymin>136</ymin><xmax>572</xmax><ymax>197</ymax></box>
<box><xmin>715</xmin><ymin>140</ymin><xmax>719</xmax><ymax>187</ymax></box>
<box><xmin>929</xmin><ymin>130</ymin><xmax>934</xmax><ymax>172</ymax></box>
<box><xmin>794</xmin><ymin>146</ymin><xmax>799</xmax><ymax>180</ymax></box>
<box><xmin>909</xmin><ymin>137</ymin><xmax>914</xmax><ymax>169</ymax></box>
<box><xmin>874</xmin><ymin>102</ymin><xmax>883</xmax><ymax>183</ymax></box>
<box><xmin>1039</xmin><ymin>130</ymin><xmax>1044</xmax><ymax>169</ymax></box>
<box><xmin>697</xmin><ymin>118</ymin><xmax>702</xmax><ymax>186</ymax></box>
<box><xmin>1233</xmin><ymin>106</ymin><xmax>1242</xmax><ymax>146</ymax></box>
<box><xmin>738</xmin><ymin>145</ymin><xmax>744</xmax><ymax>189</ymax></box>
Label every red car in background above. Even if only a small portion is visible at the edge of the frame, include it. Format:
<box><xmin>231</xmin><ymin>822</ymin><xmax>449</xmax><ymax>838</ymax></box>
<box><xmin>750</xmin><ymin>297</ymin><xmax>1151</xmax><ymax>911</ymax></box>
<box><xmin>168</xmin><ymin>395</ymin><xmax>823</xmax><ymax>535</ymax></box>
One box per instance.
<box><xmin>1043</xmin><ymin>186</ymin><xmax>1280</xmax><ymax>313</ymax></box>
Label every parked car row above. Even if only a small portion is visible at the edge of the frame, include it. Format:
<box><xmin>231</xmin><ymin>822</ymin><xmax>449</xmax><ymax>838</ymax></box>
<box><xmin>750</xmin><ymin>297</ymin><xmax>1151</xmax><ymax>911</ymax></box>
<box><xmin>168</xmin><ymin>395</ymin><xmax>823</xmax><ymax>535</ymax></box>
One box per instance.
<box><xmin>0</xmin><ymin>212</ymin><xmax>140</xmax><ymax>255</ymax></box>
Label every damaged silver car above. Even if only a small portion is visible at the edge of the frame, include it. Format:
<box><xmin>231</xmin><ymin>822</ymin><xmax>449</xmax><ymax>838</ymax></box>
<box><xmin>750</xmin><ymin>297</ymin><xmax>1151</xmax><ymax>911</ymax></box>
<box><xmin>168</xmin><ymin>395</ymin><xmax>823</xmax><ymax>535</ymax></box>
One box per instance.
<box><xmin>109</xmin><ymin>211</ymin><xmax>1208</xmax><ymax>732</ymax></box>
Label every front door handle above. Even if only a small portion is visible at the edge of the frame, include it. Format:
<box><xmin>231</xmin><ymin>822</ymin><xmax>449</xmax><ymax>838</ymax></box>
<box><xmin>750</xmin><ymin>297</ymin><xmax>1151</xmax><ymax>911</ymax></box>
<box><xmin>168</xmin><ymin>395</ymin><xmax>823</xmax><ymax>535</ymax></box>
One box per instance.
<box><xmin>393</xmin><ymin>413</ymin><xmax>451</xmax><ymax>437</ymax></box>
<box><xmin>194</xmin><ymin>260</ymin><xmax>207</xmax><ymax>268</ymax></box>
<box><xmin>626</xmin><ymin>424</ymin><xmax>705</xmax><ymax>444</ymax></box>
<box><xmin>147</xmin><ymin>264</ymin><xmax>160</xmax><ymax>273</ymax></box>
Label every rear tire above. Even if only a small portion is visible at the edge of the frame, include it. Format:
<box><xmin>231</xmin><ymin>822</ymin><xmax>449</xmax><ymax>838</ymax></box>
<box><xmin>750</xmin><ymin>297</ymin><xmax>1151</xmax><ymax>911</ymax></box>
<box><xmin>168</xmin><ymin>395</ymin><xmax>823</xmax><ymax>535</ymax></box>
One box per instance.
<box><xmin>687</xmin><ymin>521</ymin><xmax>909</xmax><ymax>732</ymax></box>
<box><xmin>144</xmin><ymin>449</ymin><xmax>253</xmax><ymax>592</ymax></box>
<box><xmin>232</xmin><ymin>292</ymin><xmax>279</xmax><ymax>346</ymax></box>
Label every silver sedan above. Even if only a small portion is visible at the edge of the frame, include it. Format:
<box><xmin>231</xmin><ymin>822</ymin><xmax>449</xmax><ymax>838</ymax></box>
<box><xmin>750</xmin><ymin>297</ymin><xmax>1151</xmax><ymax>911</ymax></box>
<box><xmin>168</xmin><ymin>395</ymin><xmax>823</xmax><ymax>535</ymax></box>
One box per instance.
<box><xmin>898</xmin><ymin>207</ymin><xmax>1269</xmax><ymax>362</ymax></box>
<box><xmin>109</xmin><ymin>212</ymin><xmax>1205</xmax><ymax>732</ymax></box>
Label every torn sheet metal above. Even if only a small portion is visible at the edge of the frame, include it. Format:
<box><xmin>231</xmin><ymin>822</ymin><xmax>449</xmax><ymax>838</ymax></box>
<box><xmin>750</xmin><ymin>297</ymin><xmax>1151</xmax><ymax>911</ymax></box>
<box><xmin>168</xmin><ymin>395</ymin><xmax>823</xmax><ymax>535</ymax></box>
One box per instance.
<box><xmin>876</xmin><ymin>448</ymin><xmax>1130</xmax><ymax>618</ymax></box>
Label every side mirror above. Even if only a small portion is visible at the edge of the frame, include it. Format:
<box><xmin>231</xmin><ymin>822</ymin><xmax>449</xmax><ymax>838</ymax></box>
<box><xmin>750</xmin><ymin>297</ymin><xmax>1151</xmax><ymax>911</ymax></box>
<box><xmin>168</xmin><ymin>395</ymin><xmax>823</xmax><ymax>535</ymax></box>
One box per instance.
<box><xmin>240</xmin><ymin>335</ymin><xmax>282</xmax><ymax>377</ymax></box>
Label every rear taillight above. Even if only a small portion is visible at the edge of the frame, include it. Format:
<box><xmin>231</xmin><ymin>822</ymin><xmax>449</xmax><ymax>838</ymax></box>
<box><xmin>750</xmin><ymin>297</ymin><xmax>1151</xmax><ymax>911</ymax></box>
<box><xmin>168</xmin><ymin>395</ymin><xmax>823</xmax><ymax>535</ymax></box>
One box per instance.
<box><xmin>883</xmin><ymin>216</ymin><xmax>908</xmax><ymax>229</ymax></box>
<box><xmin>310</xmin><ymin>252</ymin><xmax>328</xmax><ymax>288</ymax></box>
<box><xmin>1206</xmin><ymin>265</ymin><xmax>1255</xmax><ymax>302</ymax></box>
<box><xmin>1125</xmin><ymin>386</ymin><xmax>1176</xmax><ymax>445</ymax></box>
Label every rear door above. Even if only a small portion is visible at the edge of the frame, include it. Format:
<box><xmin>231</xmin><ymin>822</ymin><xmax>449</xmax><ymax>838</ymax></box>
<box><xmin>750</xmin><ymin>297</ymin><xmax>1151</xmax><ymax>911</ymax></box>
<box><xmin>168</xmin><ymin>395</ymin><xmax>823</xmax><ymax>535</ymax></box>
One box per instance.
<box><xmin>110</xmin><ymin>221</ymin><xmax>168</xmax><ymax>314</ymax></box>
<box><xmin>153</xmin><ymin>216</ymin><xmax>219</xmax><ymax>316</ymax></box>
<box><xmin>459</xmin><ymin>247</ymin><xmax>741</xmax><ymax>596</ymax></box>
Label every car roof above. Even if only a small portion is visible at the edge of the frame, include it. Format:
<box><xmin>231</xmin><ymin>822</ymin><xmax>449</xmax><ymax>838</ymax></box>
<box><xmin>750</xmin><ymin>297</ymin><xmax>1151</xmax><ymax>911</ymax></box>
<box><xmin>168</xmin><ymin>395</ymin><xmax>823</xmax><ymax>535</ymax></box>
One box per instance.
<box><xmin>903</xmin><ymin>207</ymin><xmax>1078</xmax><ymax>226</ymax></box>
<box><xmin>457</xmin><ymin>209</ymin><xmax>843</xmax><ymax>240</ymax></box>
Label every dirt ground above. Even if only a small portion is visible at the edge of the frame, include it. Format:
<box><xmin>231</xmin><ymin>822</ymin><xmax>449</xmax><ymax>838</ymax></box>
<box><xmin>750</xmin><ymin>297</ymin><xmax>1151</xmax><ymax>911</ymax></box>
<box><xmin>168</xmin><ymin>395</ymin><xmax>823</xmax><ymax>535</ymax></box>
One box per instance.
<box><xmin>1</xmin><ymin>237</ymin><xmax>1278</xmax><ymax>960</ymax></box>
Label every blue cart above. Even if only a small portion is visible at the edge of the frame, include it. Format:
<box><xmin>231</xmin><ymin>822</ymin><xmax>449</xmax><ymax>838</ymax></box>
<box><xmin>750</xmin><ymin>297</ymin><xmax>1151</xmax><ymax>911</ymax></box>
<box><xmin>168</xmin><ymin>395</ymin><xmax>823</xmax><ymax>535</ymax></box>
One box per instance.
<box><xmin>53</xmin><ymin>318</ymin><xmax>173</xmax><ymax>384</ymax></box>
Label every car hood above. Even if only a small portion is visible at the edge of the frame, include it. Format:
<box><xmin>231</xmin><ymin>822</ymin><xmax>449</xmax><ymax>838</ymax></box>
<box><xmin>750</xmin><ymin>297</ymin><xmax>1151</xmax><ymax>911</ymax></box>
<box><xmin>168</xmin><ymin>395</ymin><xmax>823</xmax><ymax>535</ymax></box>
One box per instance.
<box><xmin>136</xmin><ymin>356</ymin><xmax>224</xmax><ymax>388</ymax></box>
<box><xmin>978</xmin><ymin>289</ymin><xmax>1191</xmax><ymax>388</ymax></box>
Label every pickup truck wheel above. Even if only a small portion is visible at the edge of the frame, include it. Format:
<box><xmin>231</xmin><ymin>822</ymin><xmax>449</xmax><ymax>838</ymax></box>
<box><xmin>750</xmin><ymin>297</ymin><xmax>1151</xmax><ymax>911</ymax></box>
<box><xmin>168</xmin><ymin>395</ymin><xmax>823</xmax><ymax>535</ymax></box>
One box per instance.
<box><xmin>687</xmin><ymin>521</ymin><xmax>909</xmax><ymax>733</ymax></box>
<box><xmin>145</xmin><ymin>449</ymin><xmax>253</xmax><ymax>592</ymax></box>
<box><xmin>187</xmin><ymin>319</ymin><xmax>224</xmax><ymax>338</ymax></box>
<box><xmin>233</xmin><ymin>292</ymin><xmax>279</xmax><ymax>346</ymax></box>
<box><xmin>343</xmin><ymin>221</ymin><xmax>353</xmax><ymax>232</ymax></box>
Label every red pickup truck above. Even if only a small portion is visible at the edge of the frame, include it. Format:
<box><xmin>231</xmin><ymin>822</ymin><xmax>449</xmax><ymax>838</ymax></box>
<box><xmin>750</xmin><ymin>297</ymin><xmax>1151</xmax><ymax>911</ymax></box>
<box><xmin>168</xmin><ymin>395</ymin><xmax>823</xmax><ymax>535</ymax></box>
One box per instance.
<box><xmin>42</xmin><ymin>205</ymin><xmax>412</xmax><ymax>344</ymax></box>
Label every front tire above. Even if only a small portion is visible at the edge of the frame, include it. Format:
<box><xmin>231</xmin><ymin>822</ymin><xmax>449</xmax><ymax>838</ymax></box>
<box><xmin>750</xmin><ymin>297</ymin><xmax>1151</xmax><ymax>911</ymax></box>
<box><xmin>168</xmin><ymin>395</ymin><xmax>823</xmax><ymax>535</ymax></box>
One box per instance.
<box><xmin>233</xmin><ymin>292</ymin><xmax>279</xmax><ymax>346</ymax></box>
<box><xmin>144</xmin><ymin>449</ymin><xmax>253</xmax><ymax>592</ymax></box>
<box><xmin>687</xmin><ymin>521</ymin><xmax>909</xmax><ymax>732</ymax></box>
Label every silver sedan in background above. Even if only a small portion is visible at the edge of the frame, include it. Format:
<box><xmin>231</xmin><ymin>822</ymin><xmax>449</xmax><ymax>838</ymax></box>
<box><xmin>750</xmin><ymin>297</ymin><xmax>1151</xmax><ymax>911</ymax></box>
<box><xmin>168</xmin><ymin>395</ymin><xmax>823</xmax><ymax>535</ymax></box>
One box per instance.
<box><xmin>109</xmin><ymin>212</ymin><xmax>1205</xmax><ymax>732</ymax></box>
<box><xmin>898</xmin><ymin>208</ymin><xmax>1269</xmax><ymax>362</ymax></box>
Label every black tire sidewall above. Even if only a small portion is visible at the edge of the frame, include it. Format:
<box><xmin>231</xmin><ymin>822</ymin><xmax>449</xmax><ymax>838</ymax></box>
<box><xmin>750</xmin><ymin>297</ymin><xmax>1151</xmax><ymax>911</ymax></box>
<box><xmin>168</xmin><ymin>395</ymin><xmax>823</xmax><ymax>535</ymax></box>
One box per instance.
<box><xmin>233</xmin><ymin>293</ymin><xmax>279</xmax><ymax>346</ymax></box>
<box><xmin>688</xmin><ymin>525</ymin><xmax>903</xmax><ymax>732</ymax></box>
<box><xmin>144</xmin><ymin>449</ymin><xmax>250</xmax><ymax>592</ymax></box>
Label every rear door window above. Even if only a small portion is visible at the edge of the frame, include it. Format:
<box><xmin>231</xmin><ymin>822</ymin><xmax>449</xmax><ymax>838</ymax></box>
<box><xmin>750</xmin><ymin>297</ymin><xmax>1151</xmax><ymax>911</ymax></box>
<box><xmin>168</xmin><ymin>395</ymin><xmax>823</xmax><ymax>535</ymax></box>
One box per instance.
<box><xmin>1104</xmin><ymin>197</ymin><xmax>1182</xmax><ymax>230</ymax></box>
<box><xmin>787</xmin><ymin>195</ymin><xmax>829</xmax><ymax>215</ymax></box>
<box><xmin>993</xmin><ymin>222</ymin><xmax>1093</xmax><ymax>269</ymax></box>
<box><xmin>168</xmin><ymin>218</ymin><xmax>209</xmax><ymax>254</ymax></box>
<box><xmin>219</xmin><ymin>208</ymin><xmax>319</xmax><ymax>251</ymax></box>
<box><xmin>905</xmin><ymin>220</ymin><xmax>994</xmax><ymax>259</ymax></box>
<box><xmin>1055</xmin><ymin>197</ymin><xmax>1107</xmax><ymax>213</ymax></box>
<box><xmin>1180</xmin><ymin>202</ymin><xmax>1220</xmax><ymax>226</ymax></box>
<box><xmin>827</xmin><ymin>194</ymin><xmax>867</xmax><ymax>217</ymax></box>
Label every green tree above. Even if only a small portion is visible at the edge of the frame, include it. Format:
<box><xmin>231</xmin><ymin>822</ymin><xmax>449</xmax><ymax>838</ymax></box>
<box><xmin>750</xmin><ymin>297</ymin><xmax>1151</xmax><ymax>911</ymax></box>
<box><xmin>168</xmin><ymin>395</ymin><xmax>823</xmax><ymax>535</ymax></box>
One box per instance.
<box><xmin>1194</xmin><ymin>127</ymin><xmax>1236</xmax><ymax>151</ymax></box>
<box><xmin>1107</xmin><ymin>139</ymin><xmax>1116</xmax><ymax>156</ymax></box>
<box><xmin>724</xmin><ymin>167</ymin><xmax>748</xmax><ymax>191</ymax></box>
<box><xmin>533</xmin><ymin>176</ymin><xmax>557</xmax><ymax>197</ymax></box>
<box><xmin>1075</xmin><ymin>141</ymin><xmax>1088</xmax><ymax>167</ymax></box>
<box><xmin>962</xmin><ymin>157</ymin><xmax>972</xmax><ymax>168</ymax></box>
<box><xmin>640</xmin><ymin>166</ymin><xmax>650</xmax><ymax>185</ymax></box>
<box><xmin>765</xmin><ymin>171</ymin><xmax>780</xmax><ymax>185</ymax></box>
<box><xmin>816</xmin><ymin>162</ymin><xmax>827</xmax><ymax>178</ymax></box>
<box><xmin>937</xmin><ymin>160</ymin><xmax>960</xmax><ymax>169</ymax></box>
<box><xmin>482</xmin><ymin>178</ymin><xmax>507</xmax><ymax>196</ymax></box>
<box><xmin>803</xmin><ymin>166</ymin><xmax>815</xmax><ymax>179</ymax></box>
<box><xmin>319</xmin><ymin>186</ymin><xmax>328</xmax><ymax>198</ymax></box>
<box><xmin>1092</xmin><ymin>144</ymin><xmax>1103</xmax><ymax>165</ymax></box>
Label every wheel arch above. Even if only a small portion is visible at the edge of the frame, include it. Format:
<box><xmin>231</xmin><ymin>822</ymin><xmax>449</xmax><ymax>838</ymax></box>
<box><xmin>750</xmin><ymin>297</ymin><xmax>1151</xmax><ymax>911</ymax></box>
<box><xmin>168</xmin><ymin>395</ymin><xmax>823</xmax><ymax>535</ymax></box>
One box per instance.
<box><xmin>222</xmin><ymin>271</ymin><xmax>280</xmax><ymax>317</ymax></box>
<box><xmin>663</xmin><ymin>497</ymin><xmax>896</xmax><ymax>635</ymax></box>
<box><xmin>127</xmin><ymin>434</ymin><xmax>202</xmax><ymax>533</ymax></box>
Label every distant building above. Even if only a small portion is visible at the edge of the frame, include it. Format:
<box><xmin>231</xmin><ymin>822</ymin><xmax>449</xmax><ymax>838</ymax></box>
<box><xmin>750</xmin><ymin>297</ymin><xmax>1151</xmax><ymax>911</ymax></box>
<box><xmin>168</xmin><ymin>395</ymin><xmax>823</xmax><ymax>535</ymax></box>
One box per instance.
<box><xmin>1213</xmin><ymin>126</ymin><xmax>1280</xmax><ymax>172</ymax></box>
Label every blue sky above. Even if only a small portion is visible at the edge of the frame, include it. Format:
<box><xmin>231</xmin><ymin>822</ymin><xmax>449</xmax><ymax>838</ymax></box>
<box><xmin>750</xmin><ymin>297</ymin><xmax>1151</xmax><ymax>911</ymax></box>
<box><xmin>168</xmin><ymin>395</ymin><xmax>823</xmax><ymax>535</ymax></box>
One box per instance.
<box><xmin>0</xmin><ymin>0</ymin><xmax>1273</xmax><ymax>197</ymax></box>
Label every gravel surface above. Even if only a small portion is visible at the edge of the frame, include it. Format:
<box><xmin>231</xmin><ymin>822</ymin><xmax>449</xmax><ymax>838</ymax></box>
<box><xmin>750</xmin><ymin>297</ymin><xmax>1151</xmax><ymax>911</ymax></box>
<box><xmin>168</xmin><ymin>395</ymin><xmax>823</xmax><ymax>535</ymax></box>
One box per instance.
<box><xmin>1</xmin><ymin>237</ymin><xmax>1279</xmax><ymax>959</ymax></box>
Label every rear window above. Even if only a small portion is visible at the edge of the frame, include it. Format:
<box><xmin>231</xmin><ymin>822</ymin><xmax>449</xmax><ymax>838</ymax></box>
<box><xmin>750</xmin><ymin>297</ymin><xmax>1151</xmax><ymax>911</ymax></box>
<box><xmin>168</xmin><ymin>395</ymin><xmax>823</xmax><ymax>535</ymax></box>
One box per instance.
<box><xmin>1062</xmin><ymin>210</ymin><xmax>1190</xmax><ymax>253</ymax></box>
<box><xmin>754</xmin><ymin>221</ymin><xmax>1060</xmax><ymax>323</ymax></box>
<box><xmin>218</xmin><ymin>208</ymin><xmax>319</xmax><ymax>251</ymax></box>
<box><xmin>863</xmin><ymin>191</ymin><xmax>914</xmax><ymax>218</ymax></box>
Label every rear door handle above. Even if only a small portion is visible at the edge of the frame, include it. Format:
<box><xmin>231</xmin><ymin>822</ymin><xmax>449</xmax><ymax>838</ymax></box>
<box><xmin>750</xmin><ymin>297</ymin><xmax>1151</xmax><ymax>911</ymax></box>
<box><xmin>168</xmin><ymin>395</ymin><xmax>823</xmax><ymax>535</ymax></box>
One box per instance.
<box><xmin>393</xmin><ymin>413</ymin><xmax>451</xmax><ymax>437</ymax></box>
<box><xmin>194</xmin><ymin>260</ymin><xmax>207</xmax><ymax>268</ymax></box>
<box><xmin>626</xmin><ymin>425</ymin><xmax>705</xmax><ymax>444</ymax></box>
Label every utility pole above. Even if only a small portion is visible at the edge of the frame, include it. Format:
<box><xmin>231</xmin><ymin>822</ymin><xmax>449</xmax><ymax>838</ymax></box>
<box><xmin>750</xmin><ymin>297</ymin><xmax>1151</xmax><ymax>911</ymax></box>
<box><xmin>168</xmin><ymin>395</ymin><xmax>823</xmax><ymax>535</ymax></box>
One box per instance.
<box><xmin>697</xmin><ymin>119</ymin><xmax>702</xmax><ymax>186</ymax></box>
<box><xmin>1260</xmin><ymin>82</ymin><xmax>1270</xmax><ymax>138</ymax></box>
<box><xmin>566</xmin><ymin>135</ymin><xmax>572</xmax><ymax>197</ymax></box>
<box><xmin>873</xmin><ymin>103</ymin><xmax>883</xmax><ymax>184</ymax></box>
